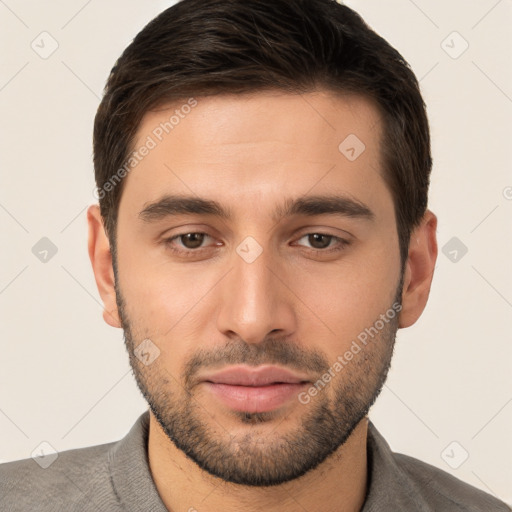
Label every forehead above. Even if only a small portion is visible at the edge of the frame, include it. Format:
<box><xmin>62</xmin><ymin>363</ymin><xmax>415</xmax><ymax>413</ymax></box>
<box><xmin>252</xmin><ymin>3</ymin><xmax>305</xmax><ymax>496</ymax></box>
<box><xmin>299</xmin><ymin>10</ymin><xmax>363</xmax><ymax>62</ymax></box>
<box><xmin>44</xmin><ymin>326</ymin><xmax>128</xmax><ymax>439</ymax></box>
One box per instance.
<box><xmin>137</xmin><ymin>90</ymin><xmax>382</xmax><ymax>159</ymax></box>
<box><xmin>119</xmin><ymin>90</ymin><xmax>390</xmax><ymax>224</ymax></box>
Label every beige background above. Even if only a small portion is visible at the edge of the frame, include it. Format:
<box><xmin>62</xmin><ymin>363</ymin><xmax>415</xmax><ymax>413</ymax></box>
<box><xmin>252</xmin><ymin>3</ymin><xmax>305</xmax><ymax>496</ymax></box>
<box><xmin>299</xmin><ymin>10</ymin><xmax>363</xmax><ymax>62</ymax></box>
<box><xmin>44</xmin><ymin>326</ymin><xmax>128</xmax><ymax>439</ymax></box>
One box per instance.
<box><xmin>0</xmin><ymin>0</ymin><xmax>511</xmax><ymax>505</ymax></box>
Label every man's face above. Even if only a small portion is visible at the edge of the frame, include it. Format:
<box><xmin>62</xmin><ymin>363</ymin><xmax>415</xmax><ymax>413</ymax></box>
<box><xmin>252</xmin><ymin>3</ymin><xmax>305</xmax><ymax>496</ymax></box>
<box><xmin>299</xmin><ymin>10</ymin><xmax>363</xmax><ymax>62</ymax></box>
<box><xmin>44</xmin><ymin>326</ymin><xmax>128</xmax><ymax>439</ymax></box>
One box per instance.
<box><xmin>113</xmin><ymin>91</ymin><xmax>403</xmax><ymax>485</ymax></box>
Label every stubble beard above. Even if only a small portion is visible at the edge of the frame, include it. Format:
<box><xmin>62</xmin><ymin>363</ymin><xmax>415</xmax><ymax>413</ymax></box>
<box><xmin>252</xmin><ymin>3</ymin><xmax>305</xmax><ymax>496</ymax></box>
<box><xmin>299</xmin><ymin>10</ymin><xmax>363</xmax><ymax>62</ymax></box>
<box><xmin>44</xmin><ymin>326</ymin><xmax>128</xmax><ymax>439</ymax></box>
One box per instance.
<box><xmin>113</xmin><ymin>259</ymin><xmax>402</xmax><ymax>486</ymax></box>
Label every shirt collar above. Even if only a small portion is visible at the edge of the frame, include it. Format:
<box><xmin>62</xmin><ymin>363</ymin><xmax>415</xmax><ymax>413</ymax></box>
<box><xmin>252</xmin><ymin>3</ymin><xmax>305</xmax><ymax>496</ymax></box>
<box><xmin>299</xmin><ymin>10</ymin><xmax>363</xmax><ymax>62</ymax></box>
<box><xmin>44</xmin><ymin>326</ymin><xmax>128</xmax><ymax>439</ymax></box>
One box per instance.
<box><xmin>362</xmin><ymin>421</ymin><xmax>433</xmax><ymax>511</ymax></box>
<box><xmin>108</xmin><ymin>410</ymin><xmax>430</xmax><ymax>512</ymax></box>
<box><xmin>108</xmin><ymin>410</ymin><xmax>168</xmax><ymax>512</ymax></box>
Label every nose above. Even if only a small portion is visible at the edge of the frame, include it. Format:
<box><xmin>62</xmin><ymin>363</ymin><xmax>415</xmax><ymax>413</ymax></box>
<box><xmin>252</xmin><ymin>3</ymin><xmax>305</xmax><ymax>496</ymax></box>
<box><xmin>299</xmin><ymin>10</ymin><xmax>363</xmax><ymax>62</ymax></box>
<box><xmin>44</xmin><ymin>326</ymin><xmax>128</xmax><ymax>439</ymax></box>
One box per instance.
<box><xmin>215</xmin><ymin>240</ymin><xmax>297</xmax><ymax>344</ymax></box>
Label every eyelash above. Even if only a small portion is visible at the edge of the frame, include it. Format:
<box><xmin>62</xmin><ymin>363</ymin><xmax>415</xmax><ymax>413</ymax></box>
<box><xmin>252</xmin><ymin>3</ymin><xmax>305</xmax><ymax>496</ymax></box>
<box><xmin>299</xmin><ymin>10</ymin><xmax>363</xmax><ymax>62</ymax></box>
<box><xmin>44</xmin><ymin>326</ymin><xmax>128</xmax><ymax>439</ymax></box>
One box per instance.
<box><xmin>163</xmin><ymin>232</ymin><xmax>351</xmax><ymax>257</ymax></box>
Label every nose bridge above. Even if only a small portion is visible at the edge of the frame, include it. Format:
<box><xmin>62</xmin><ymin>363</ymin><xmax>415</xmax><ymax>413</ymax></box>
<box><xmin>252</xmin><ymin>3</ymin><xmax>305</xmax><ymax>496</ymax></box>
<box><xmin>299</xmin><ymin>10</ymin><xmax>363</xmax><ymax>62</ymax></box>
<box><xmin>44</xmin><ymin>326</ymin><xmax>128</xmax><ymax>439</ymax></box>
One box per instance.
<box><xmin>216</xmin><ymin>236</ymin><xmax>295</xmax><ymax>343</ymax></box>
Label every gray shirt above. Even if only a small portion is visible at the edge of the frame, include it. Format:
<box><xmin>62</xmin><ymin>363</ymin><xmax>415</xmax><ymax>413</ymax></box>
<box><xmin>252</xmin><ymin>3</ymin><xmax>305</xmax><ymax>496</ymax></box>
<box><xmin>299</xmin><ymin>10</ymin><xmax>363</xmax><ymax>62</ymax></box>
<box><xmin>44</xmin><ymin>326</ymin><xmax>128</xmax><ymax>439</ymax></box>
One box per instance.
<box><xmin>0</xmin><ymin>410</ymin><xmax>509</xmax><ymax>511</ymax></box>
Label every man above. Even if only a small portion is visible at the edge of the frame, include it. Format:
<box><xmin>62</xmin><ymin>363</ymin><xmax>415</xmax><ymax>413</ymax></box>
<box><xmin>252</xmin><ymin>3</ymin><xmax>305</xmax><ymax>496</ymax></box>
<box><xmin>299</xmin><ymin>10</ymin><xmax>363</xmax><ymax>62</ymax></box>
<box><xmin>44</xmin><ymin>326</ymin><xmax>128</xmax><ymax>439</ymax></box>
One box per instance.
<box><xmin>1</xmin><ymin>0</ymin><xmax>509</xmax><ymax>510</ymax></box>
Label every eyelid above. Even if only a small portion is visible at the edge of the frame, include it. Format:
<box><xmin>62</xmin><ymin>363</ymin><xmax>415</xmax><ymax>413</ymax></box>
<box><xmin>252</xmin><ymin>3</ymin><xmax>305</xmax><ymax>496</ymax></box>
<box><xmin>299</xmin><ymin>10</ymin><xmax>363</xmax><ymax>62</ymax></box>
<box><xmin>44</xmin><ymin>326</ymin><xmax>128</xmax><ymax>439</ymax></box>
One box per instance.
<box><xmin>165</xmin><ymin>232</ymin><xmax>218</xmax><ymax>251</ymax></box>
<box><xmin>163</xmin><ymin>229</ymin><xmax>352</xmax><ymax>259</ymax></box>
<box><xmin>292</xmin><ymin>224</ymin><xmax>353</xmax><ymax>242</ymax></box>
<box><xmin>292</xmin><ymin>232</ymin><xmax>352</xmax><ymax>252</ymax></box>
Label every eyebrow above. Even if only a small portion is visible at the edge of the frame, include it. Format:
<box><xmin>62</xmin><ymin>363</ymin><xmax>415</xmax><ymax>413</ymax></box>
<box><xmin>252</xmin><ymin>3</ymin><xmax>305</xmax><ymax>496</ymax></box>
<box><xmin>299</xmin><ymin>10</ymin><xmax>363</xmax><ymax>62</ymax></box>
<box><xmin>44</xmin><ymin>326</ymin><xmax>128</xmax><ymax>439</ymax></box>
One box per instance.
<box><xmin>138</xmin><ymin>193</ymin><xmax>375</xmax><ymax>224</ymax></box>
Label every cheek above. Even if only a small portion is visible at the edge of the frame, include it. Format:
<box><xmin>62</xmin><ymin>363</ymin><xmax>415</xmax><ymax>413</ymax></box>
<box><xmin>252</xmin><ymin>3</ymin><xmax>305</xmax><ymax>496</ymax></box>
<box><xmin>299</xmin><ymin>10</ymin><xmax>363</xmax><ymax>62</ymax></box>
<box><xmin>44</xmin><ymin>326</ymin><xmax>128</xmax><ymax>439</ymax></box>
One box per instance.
<box><xmin>116</xmin><ymin>242</ymin><xmax>223</xmax><ymax>370</ymax></box>
<box><xmin>115</xmin><ymin>239</ymin><xmax>198</xmax><ymax>336</ymax></box>
<box><xmin>289</xmin><ymin>239</ymin><xmax>400</xmax><ymax>350</ymax></box>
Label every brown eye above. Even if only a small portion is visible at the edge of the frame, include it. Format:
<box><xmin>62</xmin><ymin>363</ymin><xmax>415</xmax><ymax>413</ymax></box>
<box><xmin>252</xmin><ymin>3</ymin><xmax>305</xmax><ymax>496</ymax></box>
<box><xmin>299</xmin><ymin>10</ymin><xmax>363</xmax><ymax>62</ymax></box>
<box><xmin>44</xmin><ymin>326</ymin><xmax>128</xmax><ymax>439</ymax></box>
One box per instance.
<box><xmin>178</xmin><ymin>233</ymin><xmax>206</xmax><ymax>249</ymax></box>
<box><xmin>163</xmin><ymin>232</ymin><xmax>211</xmax><ymax>256</ymax></box>
<box><xmin>294</xmin><ymin>232</ymin><xmax>351</xmax><ymax>255</ymax></box>
<box><xmin>307</xmin><ymin>233</ymin><xmax>333</xmax><ymax>249</ymax></box>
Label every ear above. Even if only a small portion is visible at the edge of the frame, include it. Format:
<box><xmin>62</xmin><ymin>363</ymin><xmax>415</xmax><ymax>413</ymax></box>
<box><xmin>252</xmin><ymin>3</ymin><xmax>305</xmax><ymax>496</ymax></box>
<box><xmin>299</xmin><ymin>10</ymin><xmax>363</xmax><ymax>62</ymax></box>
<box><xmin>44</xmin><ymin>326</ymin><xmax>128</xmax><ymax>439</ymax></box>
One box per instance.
<box><xmin>399</xmin><ymin>209</ymin><xmax>438</xmax><ymax>328</ymax></box>
<box><xmin>87</xmin><ymin>204</ymin><xmax>122</xmax><ymax>328</ymax></box>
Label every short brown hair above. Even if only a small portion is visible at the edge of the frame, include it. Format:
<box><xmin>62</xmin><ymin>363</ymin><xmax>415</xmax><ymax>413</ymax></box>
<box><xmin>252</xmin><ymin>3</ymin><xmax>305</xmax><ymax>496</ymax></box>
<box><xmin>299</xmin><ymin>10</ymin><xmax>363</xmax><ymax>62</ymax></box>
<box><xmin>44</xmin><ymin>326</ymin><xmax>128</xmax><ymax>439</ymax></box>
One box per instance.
<box><xmin>93</xmin><ymin>0</ymin><xmax>432</xmax><ymax>267</ymax></box>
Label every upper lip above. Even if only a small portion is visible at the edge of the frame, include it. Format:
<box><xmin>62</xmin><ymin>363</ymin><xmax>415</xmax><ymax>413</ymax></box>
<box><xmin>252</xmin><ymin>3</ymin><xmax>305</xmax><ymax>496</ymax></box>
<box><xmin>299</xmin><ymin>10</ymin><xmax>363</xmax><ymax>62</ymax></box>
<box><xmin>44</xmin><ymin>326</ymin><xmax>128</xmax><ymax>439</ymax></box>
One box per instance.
<box><xmin>199</xmin><ymin>365</ymin><xmax>311</xmax><ymax>386</ymax></box>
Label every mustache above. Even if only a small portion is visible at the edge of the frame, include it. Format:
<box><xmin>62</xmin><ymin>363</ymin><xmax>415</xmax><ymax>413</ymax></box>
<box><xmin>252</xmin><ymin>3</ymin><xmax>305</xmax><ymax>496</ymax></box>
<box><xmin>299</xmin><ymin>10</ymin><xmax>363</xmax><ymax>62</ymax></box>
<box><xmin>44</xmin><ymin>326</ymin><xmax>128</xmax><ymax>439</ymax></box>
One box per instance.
<box><xmin>183</xmin><ymin>336</ymin><xmax>329</xmax><ymax>388</ymax></box>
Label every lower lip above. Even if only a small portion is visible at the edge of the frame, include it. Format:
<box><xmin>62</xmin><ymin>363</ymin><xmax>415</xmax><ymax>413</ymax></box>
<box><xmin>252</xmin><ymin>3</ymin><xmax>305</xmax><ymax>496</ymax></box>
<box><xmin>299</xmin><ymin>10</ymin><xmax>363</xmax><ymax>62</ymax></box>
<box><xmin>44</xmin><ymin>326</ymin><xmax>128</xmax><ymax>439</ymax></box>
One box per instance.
<box><xmin>203</xmin><ymin>382</ymin><xmax>308</xmax><ymax>413</ymax></box>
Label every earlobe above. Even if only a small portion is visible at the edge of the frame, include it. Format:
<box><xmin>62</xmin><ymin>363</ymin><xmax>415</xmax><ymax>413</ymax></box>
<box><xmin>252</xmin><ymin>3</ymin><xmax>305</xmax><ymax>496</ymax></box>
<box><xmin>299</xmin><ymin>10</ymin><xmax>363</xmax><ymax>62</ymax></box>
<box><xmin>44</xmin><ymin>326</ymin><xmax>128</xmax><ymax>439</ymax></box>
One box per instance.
<box><xmin>398</xmin><ymin>210</ymin><xmax>438</xmax><ymax>328</ymax></box>
<box><xmin>87</xmin><ymin>204</ymin><xmax>122</xmax><ymax>328</ymax></box>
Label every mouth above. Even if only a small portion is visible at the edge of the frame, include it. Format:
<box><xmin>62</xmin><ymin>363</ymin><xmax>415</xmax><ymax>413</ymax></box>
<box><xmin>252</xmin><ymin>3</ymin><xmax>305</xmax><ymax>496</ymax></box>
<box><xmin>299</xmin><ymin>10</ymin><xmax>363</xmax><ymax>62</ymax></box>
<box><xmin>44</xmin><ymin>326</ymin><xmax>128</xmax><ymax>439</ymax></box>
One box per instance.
<box><xmin>199</xmin><ymin>365</ymin><xmax>311</xmax><ymax>413</ymax></box>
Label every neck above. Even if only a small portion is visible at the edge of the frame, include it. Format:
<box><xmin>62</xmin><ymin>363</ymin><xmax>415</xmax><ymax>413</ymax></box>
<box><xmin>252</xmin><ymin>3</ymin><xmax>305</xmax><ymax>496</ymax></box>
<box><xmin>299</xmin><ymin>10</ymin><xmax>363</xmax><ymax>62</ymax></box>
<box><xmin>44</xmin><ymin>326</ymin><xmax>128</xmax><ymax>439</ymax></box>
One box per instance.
<box><xmin>148</xmin><ymin>413</ymin><xmax>368</xmax><ymax>512</ymax></box>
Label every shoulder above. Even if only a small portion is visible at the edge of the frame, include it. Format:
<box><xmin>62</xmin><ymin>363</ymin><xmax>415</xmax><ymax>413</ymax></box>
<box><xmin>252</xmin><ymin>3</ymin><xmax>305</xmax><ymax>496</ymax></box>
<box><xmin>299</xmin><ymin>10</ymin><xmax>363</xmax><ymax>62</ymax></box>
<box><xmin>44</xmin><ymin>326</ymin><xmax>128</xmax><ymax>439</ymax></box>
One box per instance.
<box><xmin>393</xmin><ymin>451</ymin><xmax>510</xmax><ymax>511</ymax></box>
<box><xmin>0</xmin><ymin>440</ymin><xmax>122</xmax><ymax>512</ymax></box>
<box><xmin>365</xmin><ymin>422</ymin><xmax>510</xmax><ymax>512</ymax></box>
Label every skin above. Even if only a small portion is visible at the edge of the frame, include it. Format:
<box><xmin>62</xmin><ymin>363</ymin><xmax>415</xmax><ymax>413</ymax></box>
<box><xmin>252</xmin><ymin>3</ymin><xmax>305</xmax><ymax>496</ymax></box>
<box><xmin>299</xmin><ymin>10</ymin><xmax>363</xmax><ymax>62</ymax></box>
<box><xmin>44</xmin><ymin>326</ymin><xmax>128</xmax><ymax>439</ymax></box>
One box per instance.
<box><xmin>88</xmin><ymin>90</ymin><xmax>437</xmax><ymax>512</ymax></box>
